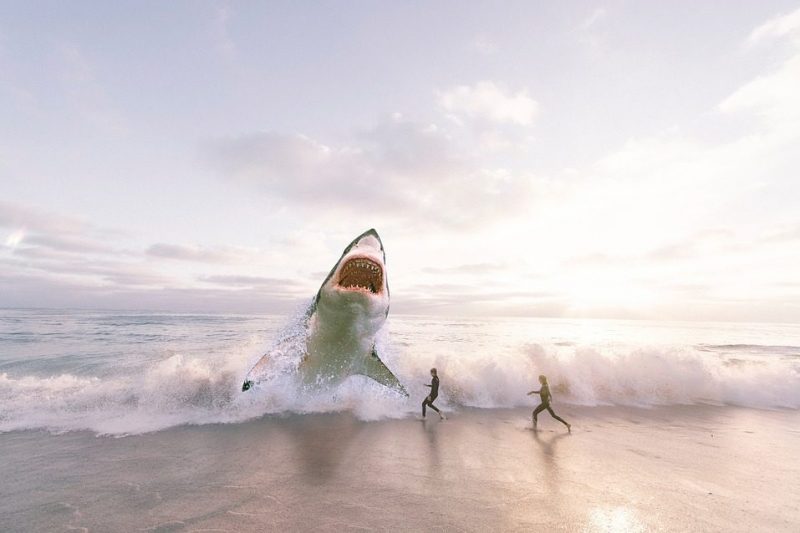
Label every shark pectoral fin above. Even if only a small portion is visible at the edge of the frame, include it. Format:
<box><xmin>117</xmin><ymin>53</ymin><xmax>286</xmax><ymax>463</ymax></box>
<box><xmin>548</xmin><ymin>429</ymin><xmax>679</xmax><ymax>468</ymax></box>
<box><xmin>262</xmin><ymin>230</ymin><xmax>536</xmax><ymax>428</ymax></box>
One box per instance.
<box><xmin>242</xmin><ymin>350</ymin><xmax>285</xmax><ymax>392</ymax></box>
<box><xmin>361</xmin><ymin>348</ymin><xmax>408</xmax><ymax>396</ymax></box>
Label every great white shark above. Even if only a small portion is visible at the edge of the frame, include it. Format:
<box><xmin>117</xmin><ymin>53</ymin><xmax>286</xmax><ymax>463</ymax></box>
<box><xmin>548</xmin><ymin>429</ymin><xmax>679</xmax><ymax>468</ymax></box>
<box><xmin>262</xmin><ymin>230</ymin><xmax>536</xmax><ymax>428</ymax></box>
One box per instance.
<box><xmin>241</xmin><ymin>229</ymin><xmax>406</xmax><ymax>394</ymax></box>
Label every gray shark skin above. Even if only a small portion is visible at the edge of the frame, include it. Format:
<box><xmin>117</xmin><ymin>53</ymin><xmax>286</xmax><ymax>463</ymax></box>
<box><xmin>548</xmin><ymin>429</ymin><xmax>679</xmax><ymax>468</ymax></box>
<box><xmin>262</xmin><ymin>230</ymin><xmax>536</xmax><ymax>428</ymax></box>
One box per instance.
<box><xmin>241</xmin><ymin>229</ymin><xmax>406</xmax><ymax>395</ymax></box>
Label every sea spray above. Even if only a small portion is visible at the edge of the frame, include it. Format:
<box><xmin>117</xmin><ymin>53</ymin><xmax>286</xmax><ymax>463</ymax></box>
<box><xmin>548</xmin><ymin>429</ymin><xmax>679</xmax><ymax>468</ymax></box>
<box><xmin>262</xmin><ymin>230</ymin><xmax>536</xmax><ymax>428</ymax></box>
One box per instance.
<box><xmin>427</xmin><ymin>343</ymin><xmax>800</xmax><ymax>409</ymax></box>
<box><xmin>0</xmin><ymin>309</ymin><xmax>798</xmax><ymax>435</ymax></box>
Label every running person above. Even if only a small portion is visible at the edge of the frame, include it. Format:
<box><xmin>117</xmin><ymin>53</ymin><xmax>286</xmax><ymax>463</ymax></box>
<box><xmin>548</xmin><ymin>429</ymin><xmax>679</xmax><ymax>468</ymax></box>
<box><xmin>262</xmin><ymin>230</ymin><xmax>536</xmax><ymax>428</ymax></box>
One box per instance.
<box><xmin>528</xmin><ymin>375</ymin><xmax>570</xmax><ymax>432</ymax></box>
<box><xmin>422</xmin><ymin>368</ymin><xmax>445</xmax><ymax>419</ymax></box>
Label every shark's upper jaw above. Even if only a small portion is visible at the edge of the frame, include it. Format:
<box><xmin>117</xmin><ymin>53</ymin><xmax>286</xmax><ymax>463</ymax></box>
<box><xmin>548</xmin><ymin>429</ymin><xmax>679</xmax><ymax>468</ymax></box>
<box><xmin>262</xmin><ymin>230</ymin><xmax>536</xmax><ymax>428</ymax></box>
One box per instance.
<box><xmin>337</xmin><ymin>256</ymin><xmax>383</xmax><ymax>294</ymax></box>
<box><xmin>313</xmin><ymin>228</ymin><xmax>390</xmax><ymax>315</ymax></box>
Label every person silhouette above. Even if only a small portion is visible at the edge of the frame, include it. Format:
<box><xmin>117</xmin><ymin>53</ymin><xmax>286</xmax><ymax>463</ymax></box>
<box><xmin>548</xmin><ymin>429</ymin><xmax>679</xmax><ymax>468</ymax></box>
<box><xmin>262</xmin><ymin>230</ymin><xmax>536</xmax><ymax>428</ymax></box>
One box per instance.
<box><xmin>422</xmin><ymin>368</ymin><xmax>445</xmax><ymax>419</ymax></box>
<box><xmin>528</xmin><ymin>375</ymin><xmax>570</xmax><ymax>432</ymax></box>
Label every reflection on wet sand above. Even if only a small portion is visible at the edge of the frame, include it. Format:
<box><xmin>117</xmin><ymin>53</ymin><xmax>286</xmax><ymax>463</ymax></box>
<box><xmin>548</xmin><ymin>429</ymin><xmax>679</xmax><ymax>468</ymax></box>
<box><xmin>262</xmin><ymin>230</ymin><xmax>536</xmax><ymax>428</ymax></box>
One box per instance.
<box><xmin>420</xmin><ymin>418</ymin><xmax>442</xmax><ymax>472</ymax></box>
<box><xmin>531</xmin><ymin>428</ymin><xmax>570</xmax><ymax>518</ymax></box>
<box><xmin>1</xmin><ymin>406</ymin><xmax>797</xmax><ymax>531</ymax></box>
<box><xmin>532</xmin><ymin>429</ymin><xmax>570</xmax><ymax>459</ymax></box>
<box><xmin>281</xmin><ymin>414</ymin><xmax>364</xmax><ymax>481</ymax></box>
<box><xmin>587</xmin><ymin>506</ymin><xmax>647</xmax><ymax>533</ymax></box>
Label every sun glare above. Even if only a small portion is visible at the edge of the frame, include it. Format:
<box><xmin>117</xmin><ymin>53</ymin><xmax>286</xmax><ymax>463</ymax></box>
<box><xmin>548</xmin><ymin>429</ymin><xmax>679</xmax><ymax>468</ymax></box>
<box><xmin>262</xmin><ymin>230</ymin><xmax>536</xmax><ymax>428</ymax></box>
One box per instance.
<box><xmin>4</xmin><ymin>229</ymin><xmax>25</xmax><ymax>248</ymax></box>
<box><xmin>587</xmin><ymin>506</ymin><xmax>647</xmax><ymax>533</ymax></box>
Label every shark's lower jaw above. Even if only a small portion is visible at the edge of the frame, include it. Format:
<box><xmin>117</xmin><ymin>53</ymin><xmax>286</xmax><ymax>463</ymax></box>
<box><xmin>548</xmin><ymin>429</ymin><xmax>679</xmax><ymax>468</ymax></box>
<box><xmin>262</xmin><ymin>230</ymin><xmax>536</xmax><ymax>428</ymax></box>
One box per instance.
<box><xmin>337</xmin><ymin>257</ymin><xmax>383</xmax><ymax>294</ymax></box>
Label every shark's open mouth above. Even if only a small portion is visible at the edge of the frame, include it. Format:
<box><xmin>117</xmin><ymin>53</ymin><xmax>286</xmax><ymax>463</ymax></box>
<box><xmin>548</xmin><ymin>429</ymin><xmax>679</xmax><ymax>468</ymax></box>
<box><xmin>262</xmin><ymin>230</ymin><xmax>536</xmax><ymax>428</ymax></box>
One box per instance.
<box><xmin>337</xmin><ymin>257</ymin><xmax>383</xmax><ymax>294</ymax></box>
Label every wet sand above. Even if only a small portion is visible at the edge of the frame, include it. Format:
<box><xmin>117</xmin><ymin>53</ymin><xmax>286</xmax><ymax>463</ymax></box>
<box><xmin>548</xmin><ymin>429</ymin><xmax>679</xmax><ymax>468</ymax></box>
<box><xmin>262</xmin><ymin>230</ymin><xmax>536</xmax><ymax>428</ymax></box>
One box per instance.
<box><xmin>1</xmin><ymin>405</ymin><xmax>798</xmax><ymax>532</ymax></box>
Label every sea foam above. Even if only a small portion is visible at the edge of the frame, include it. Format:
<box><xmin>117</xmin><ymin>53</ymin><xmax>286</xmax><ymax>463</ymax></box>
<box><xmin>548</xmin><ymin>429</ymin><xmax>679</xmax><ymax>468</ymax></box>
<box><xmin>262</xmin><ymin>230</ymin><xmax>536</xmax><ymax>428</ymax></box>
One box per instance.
<box><xmin>0</xmin><ymin>309</ymin><xmax>798</xmax><ymax>435</ymax></box>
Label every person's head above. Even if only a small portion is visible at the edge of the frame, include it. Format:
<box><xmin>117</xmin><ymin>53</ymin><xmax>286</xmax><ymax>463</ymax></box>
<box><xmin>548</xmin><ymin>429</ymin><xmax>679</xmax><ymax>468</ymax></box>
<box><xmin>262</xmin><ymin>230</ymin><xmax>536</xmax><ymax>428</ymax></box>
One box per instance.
<box><xmin>430</xmin><ymin>368</ymin><xmax>437</xmax><ymax>376</ymax></box>
<box><xmin>539</xmin><ymin>374</ymin><xmax>547</xmax><ymax>385</ymax></box>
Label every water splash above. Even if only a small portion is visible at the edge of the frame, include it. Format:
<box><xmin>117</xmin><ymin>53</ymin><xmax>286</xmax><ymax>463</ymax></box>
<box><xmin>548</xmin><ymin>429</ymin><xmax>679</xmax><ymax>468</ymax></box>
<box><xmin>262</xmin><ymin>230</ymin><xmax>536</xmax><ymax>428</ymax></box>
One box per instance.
<box><xmin>0</xmin><ymin>310</ymin><xmax>798</xmax><ymax>435</ymax></box>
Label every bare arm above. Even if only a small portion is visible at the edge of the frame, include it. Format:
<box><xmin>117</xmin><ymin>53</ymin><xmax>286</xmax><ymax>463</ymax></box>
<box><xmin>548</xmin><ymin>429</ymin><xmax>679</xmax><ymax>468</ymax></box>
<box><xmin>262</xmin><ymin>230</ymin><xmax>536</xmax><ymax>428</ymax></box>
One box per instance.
<box><xmin>527</xmin><ymin>389</ymin><xmax>541</xmax><ymax>396</ymax></box>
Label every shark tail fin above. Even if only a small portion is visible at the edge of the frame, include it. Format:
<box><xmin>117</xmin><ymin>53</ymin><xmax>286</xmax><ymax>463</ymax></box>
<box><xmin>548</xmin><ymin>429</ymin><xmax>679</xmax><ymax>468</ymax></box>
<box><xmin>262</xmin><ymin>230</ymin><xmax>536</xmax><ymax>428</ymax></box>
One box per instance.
<box><xmin>361</xmin><ymin>347</ymin><xmax>408</xmax><ymax>396</ymax></box>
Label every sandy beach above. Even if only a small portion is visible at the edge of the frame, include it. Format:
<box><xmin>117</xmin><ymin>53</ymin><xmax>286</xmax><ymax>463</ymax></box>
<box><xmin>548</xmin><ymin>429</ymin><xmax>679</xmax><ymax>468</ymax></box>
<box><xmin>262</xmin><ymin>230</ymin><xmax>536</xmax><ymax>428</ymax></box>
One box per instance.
<box><xmin>1</xmin><ymin>404</ymin><xmax>798</xmax><ymax>532</ymax></box>
<box><xmin>4</xmin><ymin>1</ymin><xmax>800</xmax><ymax>531</ymax></box>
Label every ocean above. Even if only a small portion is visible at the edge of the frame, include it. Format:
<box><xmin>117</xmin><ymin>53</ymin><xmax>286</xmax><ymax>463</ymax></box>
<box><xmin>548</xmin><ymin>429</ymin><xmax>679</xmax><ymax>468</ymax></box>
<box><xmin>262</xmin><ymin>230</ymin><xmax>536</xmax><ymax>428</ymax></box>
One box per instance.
<box><xmin>1</xmin><ymin>308</ymin><xmax>798</xmax><ymax>435</ymax></box>
<box><xmin>1</xmin><ymin>308</ymin><xmax>799</xmax><ymax>531</ymax></box>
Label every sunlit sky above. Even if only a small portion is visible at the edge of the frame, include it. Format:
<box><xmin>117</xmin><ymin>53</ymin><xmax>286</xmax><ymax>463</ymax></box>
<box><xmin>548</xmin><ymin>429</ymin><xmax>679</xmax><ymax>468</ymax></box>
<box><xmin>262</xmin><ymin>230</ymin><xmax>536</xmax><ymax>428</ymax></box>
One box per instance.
<box><xmin>2</xmin><ymin>1</ymin><xmax>800</xmax><ymax>321</ymax></box>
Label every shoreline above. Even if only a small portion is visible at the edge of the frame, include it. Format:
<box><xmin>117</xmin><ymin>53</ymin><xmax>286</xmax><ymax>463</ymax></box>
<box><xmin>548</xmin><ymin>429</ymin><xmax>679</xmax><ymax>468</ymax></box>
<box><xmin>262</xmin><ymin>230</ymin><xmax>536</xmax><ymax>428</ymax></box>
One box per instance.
<box><xmin>1</xmin><ymin>404</ymin><xmax>798</xmax><ymax>532</ymax></box>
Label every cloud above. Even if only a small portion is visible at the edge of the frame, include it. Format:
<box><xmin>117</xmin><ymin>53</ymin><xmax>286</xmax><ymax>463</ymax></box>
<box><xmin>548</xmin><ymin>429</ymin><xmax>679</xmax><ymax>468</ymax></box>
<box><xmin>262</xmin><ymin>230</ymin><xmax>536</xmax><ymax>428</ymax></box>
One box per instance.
<box><xmin>0</xmin><ymin>201</ymin><xmax>88</xmax><ymax>234</ymax></box>
<box><xmin>0</xmin><ymin>201</ymin><xmax>121</xmax><ymax>258</ymax></box>
<box><xmin>199</xmin><ymin>275</ymin><xmax>303</xmax><ymax>290</ymax></box>
<box><xmin>146</xmin><ymin>243</ymin><xmax>255</xmax><ymax>264</ymax></box>
<box><xmin>575</xmin><ymin>7</ymin><xmax>610</xmax><ymax>52</ymax></box>
<box><xmin>392</xmin><ymin>288</ymin><xmax>565</xmax><ymax>317</ymax></box>
<box><xmin>208</xmin><ymin>114</ymin><xmax>546</xmax><ymax>228</ymax></box>
<box><xmin>0</xmin><ymin>201</ymin><xmax>309</xmax><ymax>311</ymax></box>
<box><xmin>727</xmin><ymin>9</ymin><xmax>800</xmax><ymax>134</ymax></box>
<box><xmin>4</xmin><ymin>7</ymin><xmax>800</xmax><ymax>321</ymax></box>
<box><xmin>24</xmin><ymin>234</ymin><xmax>116</xmax><ymax>255</ymax></box>
<box><xmin>747</xmin><ymin>7</ymin><xmax>800</xmax><ymax>45</ymax></box>
<box><xmin>0</xmin><ymin>272</ymin><xmax>300</xmax><ymax>314</ymax></box>
<box><xmin>422</xmin><ymin>263</ymin><xmax>505</xmax><ymax>275</ymax></box>
<box><xmin>96</xmin><ymin>269</ymin><xmax>170</xmax><ymax>287</ymax></box>
<box><xmin>4</xmin><ymin>229</ymin><xmax>24</xmax><ymax>248</ymax></box>
<box><xmin>0</xmin><ymin>252</ymin><xmax>172</xmax><ymax>290</ymax></box>
<box><xmin>437</xmin><ymin>81</ymin><xmax>539</xmax><ymax>126</ymax></box>
<box><xmin>561</xmin><ymin>228</ymin><xmax>742</xmax><ymax>267</ymax></box>
<box><xmin>759</xmin><ymin>224</ymin><xmax>800</xmax><ymax>243</ymax></box>
<box><xmin>719</xmin><ymin>54</ymin><xmax>800</xmax><ymax>127</ymax></box>
<box><xmin>75</xmin><ymin>265</ymin><xmax>170</xmax><ymax>287</ymax></box>
<box><xmin>578</xmin><ymin>7</ymin><xmax>607</xmax><ymax>31</ymax></box>
<box><xmin>209</xmin><ymin>131</ymin><xmax>401</xmax><ymax>211</ymax></box>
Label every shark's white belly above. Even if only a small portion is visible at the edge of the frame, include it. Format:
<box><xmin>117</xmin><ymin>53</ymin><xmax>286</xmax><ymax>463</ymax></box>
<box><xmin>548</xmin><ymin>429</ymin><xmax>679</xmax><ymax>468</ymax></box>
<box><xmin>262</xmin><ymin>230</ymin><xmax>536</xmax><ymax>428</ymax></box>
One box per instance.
<box><xmin>302</xmin><ymin>312</ymin><xmax>380</xmax><ymax>383</ymax></box>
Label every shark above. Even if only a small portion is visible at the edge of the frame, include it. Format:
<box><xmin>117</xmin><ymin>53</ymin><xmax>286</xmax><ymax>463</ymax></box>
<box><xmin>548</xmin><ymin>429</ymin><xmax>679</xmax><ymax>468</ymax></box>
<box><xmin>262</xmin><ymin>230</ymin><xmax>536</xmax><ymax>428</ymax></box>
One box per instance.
<box><xmin>241</xmin><ymin>229</ymin><xmax>406</xmax><ymax>395</ymax></box>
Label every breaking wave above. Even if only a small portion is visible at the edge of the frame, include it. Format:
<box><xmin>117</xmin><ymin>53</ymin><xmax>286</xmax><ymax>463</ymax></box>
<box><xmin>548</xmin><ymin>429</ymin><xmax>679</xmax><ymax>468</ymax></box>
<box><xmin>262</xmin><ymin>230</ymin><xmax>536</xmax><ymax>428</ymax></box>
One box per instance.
<box><xmin>0</xmin><ymin>309</ymin><xmax>798</xmax><ymax>436</ymax></box>
<box><xmin>428</xmin><ymin>343</ymin><xmax>800</xmax><ymax>410</ymax></box>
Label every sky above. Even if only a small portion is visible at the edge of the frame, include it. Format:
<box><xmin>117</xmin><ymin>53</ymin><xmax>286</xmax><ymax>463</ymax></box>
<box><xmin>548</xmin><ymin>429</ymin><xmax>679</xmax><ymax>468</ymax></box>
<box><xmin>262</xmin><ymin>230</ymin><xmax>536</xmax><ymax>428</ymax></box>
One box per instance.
<box><xmin>1</xmin><ymin>1</ymin><xmax>800</xmax><ymax>322</ymax></box>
